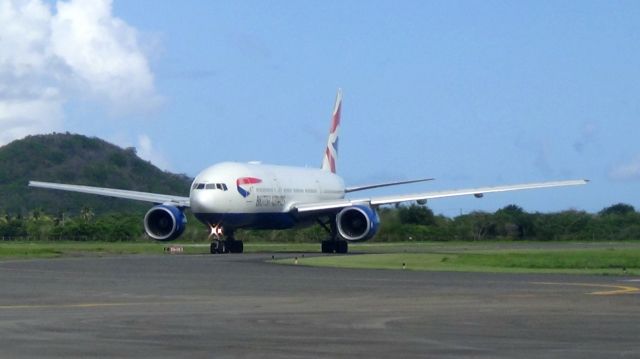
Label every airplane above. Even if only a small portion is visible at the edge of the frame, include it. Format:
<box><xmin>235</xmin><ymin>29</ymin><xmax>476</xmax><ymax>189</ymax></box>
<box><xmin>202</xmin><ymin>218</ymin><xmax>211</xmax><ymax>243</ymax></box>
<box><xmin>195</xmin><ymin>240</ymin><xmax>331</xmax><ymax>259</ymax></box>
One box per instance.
<box><xmin>29</xmin><ymin>90</ymin><xmax>588</xmax><ymax>254</ymax></box>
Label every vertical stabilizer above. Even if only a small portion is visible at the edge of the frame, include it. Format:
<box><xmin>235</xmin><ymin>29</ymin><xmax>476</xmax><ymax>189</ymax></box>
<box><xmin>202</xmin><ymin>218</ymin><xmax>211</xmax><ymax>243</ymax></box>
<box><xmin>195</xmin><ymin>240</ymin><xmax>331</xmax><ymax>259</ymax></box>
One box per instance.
<box><xmin>321</xmin><ymin>89</ymin><xmax>342</xmax><ymax>173</ymax></box>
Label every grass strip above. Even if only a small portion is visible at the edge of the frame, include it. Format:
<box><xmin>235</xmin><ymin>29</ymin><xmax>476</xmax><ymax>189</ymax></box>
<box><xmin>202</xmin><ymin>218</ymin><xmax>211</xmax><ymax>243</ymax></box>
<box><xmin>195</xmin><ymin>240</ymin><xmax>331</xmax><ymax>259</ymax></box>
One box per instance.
<box><xmin>0</xmin><ymin>241</ymin><xmax>323</xmax><ymax>259</ymax></box>
<box><xmin>0</xmin><ymin>242</ymin><xmax>167</xmax><ymax>258</ymax></box>
<box><xmin>2</xmin><ymin>240</ymin><xmax>640</xmax><ymax>277</ymax></box>
<box><xmin>275</xmin><ymin>249</ymin><xmax>640</xmax><ymax>275</ymax></box>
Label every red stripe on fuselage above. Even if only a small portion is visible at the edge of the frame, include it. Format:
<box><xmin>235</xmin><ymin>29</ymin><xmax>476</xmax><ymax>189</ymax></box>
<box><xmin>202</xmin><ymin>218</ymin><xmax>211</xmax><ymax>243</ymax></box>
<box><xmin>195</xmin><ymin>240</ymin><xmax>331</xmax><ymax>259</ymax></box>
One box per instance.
<box><xmin>237</xmin><ymin>177</ymin><xmax>262</xmax><ymax>185</ymax></box>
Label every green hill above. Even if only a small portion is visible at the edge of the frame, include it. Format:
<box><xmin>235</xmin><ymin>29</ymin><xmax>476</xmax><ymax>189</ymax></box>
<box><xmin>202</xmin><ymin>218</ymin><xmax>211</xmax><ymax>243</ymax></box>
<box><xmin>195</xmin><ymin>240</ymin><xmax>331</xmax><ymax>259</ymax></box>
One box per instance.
<box><xmin>0</xmin><ymin>133</ymin><xmax>192</xmax><ymax>215</ymax></box>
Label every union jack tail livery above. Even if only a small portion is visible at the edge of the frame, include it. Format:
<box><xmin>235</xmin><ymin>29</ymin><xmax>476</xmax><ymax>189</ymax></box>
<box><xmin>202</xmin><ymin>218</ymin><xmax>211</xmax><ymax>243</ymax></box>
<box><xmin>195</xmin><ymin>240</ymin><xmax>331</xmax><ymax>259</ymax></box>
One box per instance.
<box><xmin>322</xmin><ymin>89</ymin><xmax>342</xmax><ymax>174</ymax></box>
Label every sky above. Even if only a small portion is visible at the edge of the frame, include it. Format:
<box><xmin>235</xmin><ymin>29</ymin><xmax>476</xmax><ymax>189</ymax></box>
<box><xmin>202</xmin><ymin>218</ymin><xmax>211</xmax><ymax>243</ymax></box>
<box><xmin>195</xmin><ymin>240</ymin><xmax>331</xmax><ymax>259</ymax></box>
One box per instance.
<box><xmin>1</xmin><ymin>0</ymin><xmax>639</xmax><ymax>216</ymax></box>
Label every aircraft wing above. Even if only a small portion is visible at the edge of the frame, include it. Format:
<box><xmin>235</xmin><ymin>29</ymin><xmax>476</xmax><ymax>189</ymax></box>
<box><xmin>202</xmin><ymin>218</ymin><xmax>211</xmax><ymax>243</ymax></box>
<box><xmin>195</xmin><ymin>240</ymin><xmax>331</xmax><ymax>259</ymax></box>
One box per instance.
<box><xmin>345</xmin><ymin>178</ymin><xmax>435</xmax><ymax>193</ymax></box>
<box><xmin>29</xmin><ymin>181</ymin><xmax>191</xmax><ymax>207</ymax></box>
<box><xmin>293</xmin><ymin>179</ymin><xmax>588</xmax><ymax>213</ymax></box>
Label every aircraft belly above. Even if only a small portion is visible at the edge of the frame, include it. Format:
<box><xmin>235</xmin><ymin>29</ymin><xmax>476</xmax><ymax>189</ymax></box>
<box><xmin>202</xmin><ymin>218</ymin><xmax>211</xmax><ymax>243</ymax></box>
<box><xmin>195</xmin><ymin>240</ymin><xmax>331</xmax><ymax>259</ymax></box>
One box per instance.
<box><xmin>194</xmin><ymin>212</ymin><xmax>297</xmax><ymax>230</ymax></box>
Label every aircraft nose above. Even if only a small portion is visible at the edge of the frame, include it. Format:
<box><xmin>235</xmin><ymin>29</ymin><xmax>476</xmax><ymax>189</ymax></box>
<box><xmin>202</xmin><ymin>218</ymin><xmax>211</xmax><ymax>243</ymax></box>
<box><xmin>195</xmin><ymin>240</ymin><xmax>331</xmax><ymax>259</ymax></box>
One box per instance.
<box><xmin>190</xmin><ymin>190</ymin><xmax>211</xmax><ymax>213</ymax></box>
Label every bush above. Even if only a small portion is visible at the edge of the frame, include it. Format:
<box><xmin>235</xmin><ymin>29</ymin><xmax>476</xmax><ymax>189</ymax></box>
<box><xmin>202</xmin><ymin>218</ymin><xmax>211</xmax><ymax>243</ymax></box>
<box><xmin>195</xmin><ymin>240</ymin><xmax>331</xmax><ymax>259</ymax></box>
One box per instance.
<box><xmin>2</xmin><ymin>203</ymin><xmax>640</xmax><ymax>242</ymax></box>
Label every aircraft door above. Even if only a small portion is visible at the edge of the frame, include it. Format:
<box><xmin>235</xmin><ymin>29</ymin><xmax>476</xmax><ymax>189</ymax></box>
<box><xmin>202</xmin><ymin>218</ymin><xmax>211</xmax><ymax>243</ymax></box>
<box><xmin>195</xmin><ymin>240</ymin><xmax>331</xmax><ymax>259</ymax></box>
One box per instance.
<box><xmin>272</xmin><ymin>178</ymin><xmax>286</xmax><ymax>210</ymax></box>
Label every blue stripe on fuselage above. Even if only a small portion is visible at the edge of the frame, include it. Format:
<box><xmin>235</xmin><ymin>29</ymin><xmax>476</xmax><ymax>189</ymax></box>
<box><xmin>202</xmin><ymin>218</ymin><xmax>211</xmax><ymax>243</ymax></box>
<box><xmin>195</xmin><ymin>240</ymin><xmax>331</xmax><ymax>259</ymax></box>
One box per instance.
<box><xmin>194</xmin><ymin>212</ymin><xmax>298</xmax><ymax>230</ymax></box>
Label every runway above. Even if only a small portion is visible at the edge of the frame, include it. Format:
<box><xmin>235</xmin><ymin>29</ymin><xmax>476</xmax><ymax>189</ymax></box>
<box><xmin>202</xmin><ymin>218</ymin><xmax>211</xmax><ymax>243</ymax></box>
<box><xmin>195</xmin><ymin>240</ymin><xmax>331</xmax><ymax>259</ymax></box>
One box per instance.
<box><xmin>0</xmin><ymin>254</ymin><xmax>638</xmax><ymax>358</ymax></box>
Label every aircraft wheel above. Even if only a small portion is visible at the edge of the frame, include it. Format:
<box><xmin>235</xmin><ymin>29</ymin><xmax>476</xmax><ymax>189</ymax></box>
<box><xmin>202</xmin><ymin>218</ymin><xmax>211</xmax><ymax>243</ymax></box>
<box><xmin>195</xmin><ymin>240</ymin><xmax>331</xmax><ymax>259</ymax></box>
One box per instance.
<box><xmin>321</xmin><ymin>240</ymin><xmax>336</xmax><ymax>253</ymax></box>
<box><xmin>220</xmin><ymin>241</ymin><xmax>229</xmax><ymax>254</ymax></box>
<box><xmin>211</xmin><ymin>241</ymin><xmax>227</xmax><ymax>254</ymax></box>
<box><xmin>228</xmin><ymin>240</ymin><xmax>244</xmax><ymax>253</ymax></box>
<box><xmin>335</xmin><ymin>240</ymin><xmax>348</xmax><ymax>254</ymax></box>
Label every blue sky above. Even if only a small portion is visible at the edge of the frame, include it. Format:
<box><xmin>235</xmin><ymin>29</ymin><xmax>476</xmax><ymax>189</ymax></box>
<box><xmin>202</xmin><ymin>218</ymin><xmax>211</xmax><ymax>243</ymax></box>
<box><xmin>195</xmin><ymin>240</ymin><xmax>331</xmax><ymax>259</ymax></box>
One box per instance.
<box><xmin>2</xmin><ymin>0</ymin><xmax>640</xmax><ymax>215</ymax></box>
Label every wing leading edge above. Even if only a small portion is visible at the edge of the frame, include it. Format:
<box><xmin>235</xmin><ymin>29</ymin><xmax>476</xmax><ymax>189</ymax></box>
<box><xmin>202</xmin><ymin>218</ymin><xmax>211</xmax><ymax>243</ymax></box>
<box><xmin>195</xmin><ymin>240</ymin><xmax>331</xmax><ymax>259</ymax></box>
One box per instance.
<box><xmin>29</xmin><ymin>181</ymin><xmax>191</xmax><ymax>207</ymax></box>
<box><xmin>345</xmin><ymin>178</ymin><xmax>435</xmax><ymax>193</ymax></box>
<box><xmin>293</xmin><ymin>179</ymin><xmax>589</xmax><ymax>213</ymax></box>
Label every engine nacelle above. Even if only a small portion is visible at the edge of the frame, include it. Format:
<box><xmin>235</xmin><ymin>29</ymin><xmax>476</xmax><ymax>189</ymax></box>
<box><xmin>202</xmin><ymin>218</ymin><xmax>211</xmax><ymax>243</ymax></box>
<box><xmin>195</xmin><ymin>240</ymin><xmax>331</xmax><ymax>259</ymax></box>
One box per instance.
<box><xmin>144</xmin><ymin>205</ymin><xmax>187</xmax><ymax>241</ymax></box>
<box><xmin>336</xmin><ymin>205</ymin><xmax>380</xmax><ymax>242</ymax></box>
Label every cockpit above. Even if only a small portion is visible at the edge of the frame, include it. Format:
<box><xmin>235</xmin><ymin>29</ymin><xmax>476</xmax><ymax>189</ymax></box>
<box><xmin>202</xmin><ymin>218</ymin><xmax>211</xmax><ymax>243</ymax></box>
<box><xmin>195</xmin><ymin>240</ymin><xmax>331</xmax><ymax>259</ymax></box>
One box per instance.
<box><xmin>192</xmin><ymin>182</ymin><xmax>229</xmax><ymax>191</ymax></box>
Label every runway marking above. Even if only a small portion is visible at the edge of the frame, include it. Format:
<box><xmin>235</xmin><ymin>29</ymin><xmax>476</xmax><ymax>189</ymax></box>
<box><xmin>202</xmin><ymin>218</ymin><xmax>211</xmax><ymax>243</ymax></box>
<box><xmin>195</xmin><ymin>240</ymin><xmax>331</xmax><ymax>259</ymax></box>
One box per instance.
<box><xmin>0</xmin><ymin>302</ymin><xmax>142</xmax><ymax>310</ymax></box>
<box><xmin>0</xmin><ymin>300</ymin><xmax>218</xmax><ymax>310</ymax></box>
<box><xmin>532</xmin><ymin>282</ymin><xmax>640</xmax><ymax>296</ymax></box>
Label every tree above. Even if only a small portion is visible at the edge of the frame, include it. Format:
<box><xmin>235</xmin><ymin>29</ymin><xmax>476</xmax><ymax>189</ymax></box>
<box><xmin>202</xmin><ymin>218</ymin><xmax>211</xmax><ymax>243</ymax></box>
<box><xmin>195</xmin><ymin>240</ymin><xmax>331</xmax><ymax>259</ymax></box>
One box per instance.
<box><xmin>80</xmin><ymin>207</ymin><xmax>95</xmax><ymax>222</ymax></box>
<box><xmin>599</xmin><ymin>203</ymin><xmax>635</xmax><ymax>216</ymax></box>
<box><xmin>398</xmin><ymin>204</ymin><xmax>435</xmax><ymax>226</ymax></box>
<box><xmin>494</xmin><ymin>204</ymin><xmax>534</xmax><ymax>239</ymax></box>
<box><xmin>29</xmin><ymin>208</ymin><xmax>45</xmax><ymax>221</ymax></box>
<box><xmin>453</xmin><ymin>211</ymin><xmax>496</xmax><ymax>241</ymax></box>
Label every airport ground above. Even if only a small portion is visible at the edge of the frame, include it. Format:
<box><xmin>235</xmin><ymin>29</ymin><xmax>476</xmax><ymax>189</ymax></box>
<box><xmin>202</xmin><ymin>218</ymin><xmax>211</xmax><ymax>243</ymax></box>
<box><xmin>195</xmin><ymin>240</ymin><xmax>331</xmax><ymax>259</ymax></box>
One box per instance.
<box><xmin>0</xmin><ymin>247</ymin><xmax>639</xmax><ymax>358</ymax></box>
<box><xmin>2</xmin><ymin>240</ymin><xmax>640</xmax><ymax>275</ymax></box>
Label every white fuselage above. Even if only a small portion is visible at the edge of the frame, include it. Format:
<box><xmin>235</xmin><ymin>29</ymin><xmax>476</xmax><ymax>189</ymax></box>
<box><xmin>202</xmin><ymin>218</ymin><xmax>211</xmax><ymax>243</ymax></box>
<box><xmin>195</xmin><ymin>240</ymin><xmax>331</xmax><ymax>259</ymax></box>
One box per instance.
<box><xmin>189</xmin><ymin>162</ymin><xmax>345</xmax><ymax>229</ymax></box>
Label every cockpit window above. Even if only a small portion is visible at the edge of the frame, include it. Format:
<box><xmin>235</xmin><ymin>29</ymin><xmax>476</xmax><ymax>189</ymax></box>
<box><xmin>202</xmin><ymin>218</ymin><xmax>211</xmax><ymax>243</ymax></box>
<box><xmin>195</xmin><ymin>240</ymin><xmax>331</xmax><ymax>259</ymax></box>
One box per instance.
<box><xmin>195</xmin><ymin>182</ymin><xmax>230</xmax><ymax>191</ymax></box>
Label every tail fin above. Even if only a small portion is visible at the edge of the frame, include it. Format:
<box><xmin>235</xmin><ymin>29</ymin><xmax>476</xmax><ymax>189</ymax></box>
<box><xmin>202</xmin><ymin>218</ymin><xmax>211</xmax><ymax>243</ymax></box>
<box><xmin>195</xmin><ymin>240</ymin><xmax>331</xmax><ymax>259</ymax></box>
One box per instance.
<box><xmin>321</xmin><ymin>89</ymin><xmax>342</xmax><ymax>173</ymax></box>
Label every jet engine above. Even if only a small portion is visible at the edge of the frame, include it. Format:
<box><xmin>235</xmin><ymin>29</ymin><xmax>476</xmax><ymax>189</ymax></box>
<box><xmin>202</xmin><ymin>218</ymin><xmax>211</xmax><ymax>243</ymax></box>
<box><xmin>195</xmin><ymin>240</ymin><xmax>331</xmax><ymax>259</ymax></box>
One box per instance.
<box><xmin>144</xmin><ymin>205</ymin><xmax>187</xmax><ymax>241</ymax></box>
<box><xmin>336</xmin><ymin>205</ymin><xmax>380</xmax><ymax>242</ymax></box>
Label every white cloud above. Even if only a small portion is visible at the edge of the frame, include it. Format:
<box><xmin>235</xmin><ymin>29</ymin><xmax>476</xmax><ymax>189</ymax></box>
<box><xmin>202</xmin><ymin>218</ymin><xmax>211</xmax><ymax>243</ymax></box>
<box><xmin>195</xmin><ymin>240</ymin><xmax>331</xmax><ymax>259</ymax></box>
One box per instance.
<box><xmin>0</xmin><ymin>86</ymin><xmax>63</xmax><ymax>145</ymax></box>
<box><xmin>0</xmin><ymin>0</ymin><xmax>52</xmax><ymax>75</ymax></box>
<box><xmin>50</xmin><ymin>0</ymin><xmax>158</xmax><ymax>108</ymax></box>
<box><xmin>0</xmin><ymin>0</ymin><xmax>158</xmax><ymax>146</ymax></box>
<box><xmin>610</xmin><ymin>155</ymin><xmax>640</xmax><ymax>181</ymax></box>
<box><xmin>136</xmin><ymin>134</ymin><xmax>170</xmax><ymax>171</ymax></box>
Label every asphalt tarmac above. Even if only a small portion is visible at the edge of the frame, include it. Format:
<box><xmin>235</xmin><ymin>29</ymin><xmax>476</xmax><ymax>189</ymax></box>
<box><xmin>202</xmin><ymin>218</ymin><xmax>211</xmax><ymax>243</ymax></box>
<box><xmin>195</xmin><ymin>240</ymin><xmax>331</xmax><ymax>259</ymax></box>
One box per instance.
<box><xmin>0</xmin><ymin>253</ymin><xmax>638</xmax><ymax>358</ymax></box>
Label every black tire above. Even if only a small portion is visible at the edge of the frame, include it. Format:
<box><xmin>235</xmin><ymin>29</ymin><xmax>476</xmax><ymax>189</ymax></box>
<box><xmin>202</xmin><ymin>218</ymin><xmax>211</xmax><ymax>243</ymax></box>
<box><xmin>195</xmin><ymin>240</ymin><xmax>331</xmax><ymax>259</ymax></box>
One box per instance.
<box><xmin>321</xmin><ymin>240</ymin><xmax>336</xmax><ymax>253</ymax></box>
<box><xmin>211</xmin><ymin>241</ymin><xmax>226</xmax><ymax>254</ymax></box>
<box><xmin>220</xmin><ymin>241</ymin><xmax>229</xmax><ymax>254</ymax></box>
<box><xmin>335</xmin><ymin>240</ymin><xmax>348</xmax><ymax>254</ymax></box>
<box><xmin>228</xmin><ymin>240</ymin><xmax>244</xmax><ymax>253</ymax></box>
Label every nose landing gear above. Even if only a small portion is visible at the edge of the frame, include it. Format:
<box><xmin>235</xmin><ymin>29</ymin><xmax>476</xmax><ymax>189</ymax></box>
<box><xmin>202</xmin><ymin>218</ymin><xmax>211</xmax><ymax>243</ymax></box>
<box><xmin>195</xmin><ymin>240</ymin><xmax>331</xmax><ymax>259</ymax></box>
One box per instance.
<box><xmin>208</xmin><ymin>223</ymin><xmax>244</xmax><ymax>254</ymax></box>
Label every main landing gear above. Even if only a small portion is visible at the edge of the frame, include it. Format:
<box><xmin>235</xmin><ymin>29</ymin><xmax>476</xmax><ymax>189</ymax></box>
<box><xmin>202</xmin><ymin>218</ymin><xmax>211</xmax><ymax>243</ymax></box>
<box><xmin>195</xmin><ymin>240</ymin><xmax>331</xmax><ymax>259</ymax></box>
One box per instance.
<box><xmin>317</xmin><ymin>218</ymin><xmax>348</xmax><ymax>254</ymax></box>
<box><xmin>208</xmin><ymin>224</ymin><xmax>243</xmax><ymax>254</ymax></box>
<box><xmin>321</xmin><ymin>239</ymin><xmax>348</xmax><ymax>254</ymax></box>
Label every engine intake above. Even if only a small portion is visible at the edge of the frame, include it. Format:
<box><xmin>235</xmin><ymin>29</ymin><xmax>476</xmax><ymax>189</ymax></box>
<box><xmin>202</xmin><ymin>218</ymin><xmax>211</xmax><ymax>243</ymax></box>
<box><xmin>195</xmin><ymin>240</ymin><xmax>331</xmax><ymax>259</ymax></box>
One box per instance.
<box><xmin>144</xmin><ymin>205</ymin><xmax>187</xmax><ymax>241</ymax></box>
<box><xmin>336</xmin><ymin>205</ymin><xmax>380</xmax><ymax>242</ymax></box>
